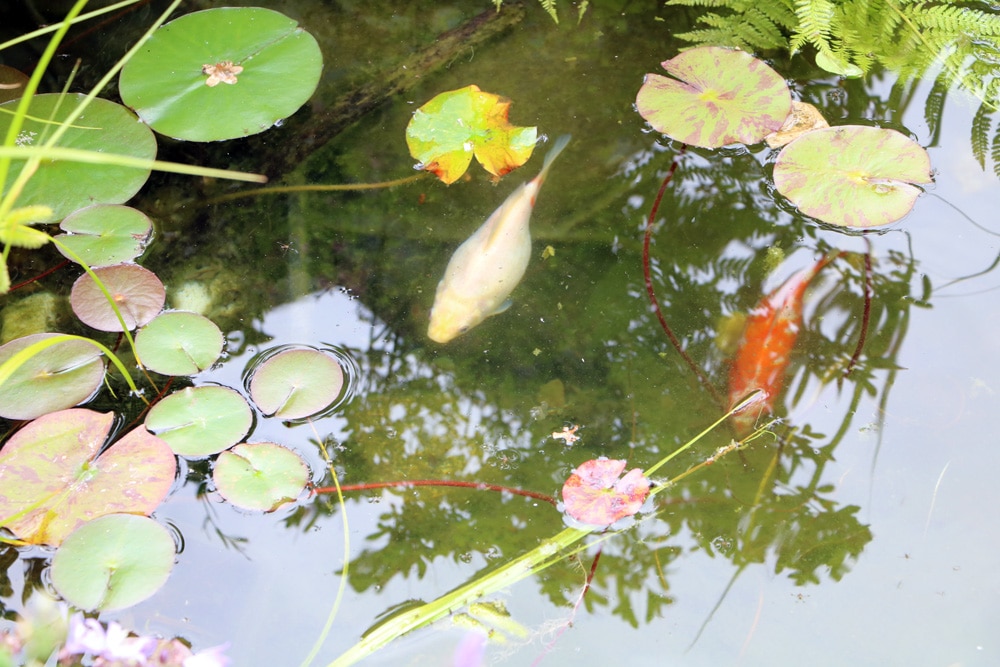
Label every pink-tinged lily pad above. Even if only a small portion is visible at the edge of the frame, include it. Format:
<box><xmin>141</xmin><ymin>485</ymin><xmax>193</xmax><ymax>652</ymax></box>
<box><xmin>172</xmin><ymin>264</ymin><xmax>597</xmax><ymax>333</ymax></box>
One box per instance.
<box><xmin>144</xmin><ymin>385</ymin><xmax>253</xmax><ymax>458</ymax></box>
<box><xmin>55</xmin><ymin>204</ymin><xmax>153</xmax><ymax>268</ymax></box>
<box><xmin>0</xmin><ymin>333</ymin><xmax>105</xmax><ymax>420</ymax></box>
<box><xmin>635</xmin><ymin>46</ymin><xmax>791</xmax><ymax>148</ymax></box>
<box><xmin>561</xmin><ymin>457</ymin><xmax>650</xmax><ymax>526</ymax></box>
<box><xmin>247</xmin><ymin>347</ymin><xmax>344</xmax><ymax>419</ymax></box>
<box><xmin>406</xmin><ymin>85</ymin><xmax>537</xmax><ymax>184</ymax></box>
<box><xmin>70</xmin><ymin>264</ymin><xmax>166</xmax><ymax>331</ymax></box>
<box><xmin>135</xmin><ymin>311</ymin><xmax>224</xmax><ymax>376</ymax></box>
<box><xmin>213</xmin><ymin>442</ymin><xmax>309</xmax><ymax>511</ymax></box>
<box><xmin>51</xmin><ymin>513</ymin><xmax>175</xmax><ymax>611</ymax></box>
<box><xmin>0</xmin><ymin>410</ymin><xmax>176</xmax><ymax>546</ymax></box>
<box><xmin>773</xmin><ymin>125</ymin><xmax>933</xmax><ymax>228</ymax></box>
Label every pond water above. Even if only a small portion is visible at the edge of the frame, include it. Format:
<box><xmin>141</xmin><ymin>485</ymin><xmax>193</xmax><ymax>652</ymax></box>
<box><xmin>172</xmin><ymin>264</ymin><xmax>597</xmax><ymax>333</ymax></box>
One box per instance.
<box><xmin>3</xmin><ymin>1</ymin><xmax>1000</xmax><ymax>665</ymax></box>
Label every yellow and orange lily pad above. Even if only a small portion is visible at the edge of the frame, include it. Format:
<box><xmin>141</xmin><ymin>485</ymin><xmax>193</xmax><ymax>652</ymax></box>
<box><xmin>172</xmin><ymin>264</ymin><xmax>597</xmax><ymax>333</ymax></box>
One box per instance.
<box><xmin>405</xmin><ymin>85</ymin><xmax>537</xmax><ymax>184</ymax></box>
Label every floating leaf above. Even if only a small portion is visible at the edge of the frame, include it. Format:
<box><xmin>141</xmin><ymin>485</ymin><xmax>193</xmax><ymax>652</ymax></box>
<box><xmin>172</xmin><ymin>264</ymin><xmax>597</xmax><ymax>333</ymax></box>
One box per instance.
<box><xmin>119</xmin><ymin>7</ymin><xmax>323</xmax><ymax>142</ymax></box>
<box><xmin>55</xmin><ymin>204</ymin><xmax>152</xmax><ymax>267</ymax></box>
<box><xmin>764</xmin><ymin>101</ymin><xmax>830</xmax><ymax>149</ymax></box>
<box><xmin>145</xmin><ymin>385</ymin><xmax>253</xmax><ymax>458</ymax></box>
<box><xmin>406</xmin><ymin>85</ymin><xmax>537</xmax><ymax>184</ymax></box>
<box><xmin>773</xmin><ymin>125</ymin><xmax>933</xmax><ymax>227</ymax></box>
<box><xmin>0</xmin><ymin>65</ymin><xmax>28</xmax><ymax>104</ymax></box>
<box><xmin>635</xmin><ymin>46</ymin><xmax>791</xmax><ymax>148</ymax></box>
<box><xmin>135</xmin><ymin>311</ymin><xmax>224</xmax><ymax>376</ymax></box>
<box><xmin>0</xmin><ymin>410</ymin><xmax>176</xmax><ymax>546</ymax></box>
<box><xmin>51</xmin><ymin>514</ymin><xmax>175</xmax><ymax>611</ymax></box>
<box><xmin>70</xmin><ymin>264</ymin><xmax>165</xmax><ymax>332</ymax></box>
<box><xmin>815</xmin><ymin>50</ymin><xmax>864</xmax><ymax>78</ymax></box>
<box><xmin>0</xmin><ymin>94</ymin><xmax>156</xmax><ymax>222</ymax></box>
<box><xmin>0</xmin><ymin>333</ymin><xmax>105</xmax><ymax>420</ymax></box>
<box><xmin>561</xmin><ymin>457</ymin><xmax>650</xmax><ymax>526</ymax></box>
<box><xmin>213</xmin><ymin>442</ymin><xmax>309</xmax><ymax>511</ymax></box>
<box><xmin>247</xmin><ymin>347</ymin><xmax>344</xmax><ymax>419</ymax></box>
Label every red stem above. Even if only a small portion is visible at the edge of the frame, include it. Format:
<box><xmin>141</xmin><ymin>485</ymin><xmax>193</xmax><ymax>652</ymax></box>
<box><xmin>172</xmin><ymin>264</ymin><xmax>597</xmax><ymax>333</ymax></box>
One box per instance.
<box><xmin>642</xmin><ymin>146</ymin><xmax>723</xmax><ymax>407</ymax></box>
<box><xmin>9</xmin><ymin>259</ymin><xmax>70</xmax><ymax>291</ymax></box>
<box><xmin>844</xmin><ymin>241</ymin><xmax>873</xmax><ymax>376</ymax></box>
<box><xmin>310</xmin><ymin>479</ymin><xmax>557</xmax><ymax>506</ymax></box>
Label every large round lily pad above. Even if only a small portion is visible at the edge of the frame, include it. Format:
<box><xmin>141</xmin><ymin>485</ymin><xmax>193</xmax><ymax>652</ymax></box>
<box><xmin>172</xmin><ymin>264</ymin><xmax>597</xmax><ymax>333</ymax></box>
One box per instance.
<box><xmin>0</xmin><ymin>410</ymin><xmax>176</xmax><ymax>546</ymax></box>
<box><xmin>635</xmin><ymin>46</ymin><xmax>791</xmax><ymax>148</ymax></box>
<box><xmin>0</xmin><ymin>94</ymin><xmax>156</xmax><ymax>222</ymax></box>
<box><xmin>70</xmin><ymin>264</ymin><xmax>166</xmax><ymax>332</ymax></box>
<box><xmin>773</xmin><ymin>125</ymin><xmax>933</xmax><ymax>227</ymax></box>
<box><xmin>213</xmin><ymin>442</ymin><xmax>309</xmax><ymax>512</ymax></box>
<box><xmin>247</xmin><ymin>347</ymin><xmax>344</xmax><ymax>419</ymax></box>
<box><xmin>0</xmin><ymin>333</ymin><xmax>105</xmax><ymax>420</ymax></box>
<box><xmin>55</xmin><ymin>204</ymin><xmax>153</xmax><ymax>267</ymax></box>
<box><xmin>119</xmin><ymin>7</ymin><xmax>323</xmax><ymax>142</ymax></box>
<box><xmin>135</xmin><ymin>311</ymin><xmax>224</xmax><ymax>376</ymax></box>
<box><xmin>51</xmin><ymin>513</ymin><xmax>175</xmax><ymax>611</ymax></box>
<box><xmin>145</xmin><ymin>385</ymin><xmax>253</xmax><ymax>458</ymax></box>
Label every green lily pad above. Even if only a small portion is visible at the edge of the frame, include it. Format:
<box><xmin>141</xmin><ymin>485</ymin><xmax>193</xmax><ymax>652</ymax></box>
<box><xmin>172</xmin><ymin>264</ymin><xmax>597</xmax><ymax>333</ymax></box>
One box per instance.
<box><xmin>55</xmin><ymin>204</ymin><xmax>152</xmax><ymax>267</ymax></box>
<box><xmin>118</xmin><ymin>7</ymin><xmax>323</xmax><ymax>142</ymax></box>
<box><xmin>0</xmin><ymin>333</ymin><xmax>105</xmax><ymax>420</ymax></box>
<box><xmin>213</xmin><ymin>442</ymin><xmax>309</xmax><ymax>511</ymax></box>
<box><xmin>135</xmin><ymin>311</ymin><xmax>224</xmax><ymax>376</ymax></box>
<box><xmin>247</xmin><ymin>347</ymin><xmax>344</xmax><ymax>419</ymax></box>
<box><xmin>0</xmin><ymin>410</ymin><xmax>176</xmax><ymax>546</ymax></box>
<box><xmin>51</xmin><ymin>513</ymin><xmax>175</xmax><ymax>611</ymax></box>
<box><xmin>635</xmin><ymin>46</ymin><xmax>791</xmax><ymax>148</ymax></box>
<box><xmin>773</xmin><ymin>125</ymin><xmax>933</xmax><ymax>227</ymax></box>
<box><xmin>145</xmin><ymin>385</ymin><xmax>253</xmax><ymax>458</ymax></box>
<box><xmin>70</xmin><ymin>263</ymin><xmax>166</xmax><ymax>332</ymax></box>
<box><xmin>0</xmin><ymin>94</ymin><xmax>156</xmax><ymax>222</ymax></box>
<box><xmin>406</xmin><ymin>85</ymin><xmax>537</xmax><ymax>184</ymax></box>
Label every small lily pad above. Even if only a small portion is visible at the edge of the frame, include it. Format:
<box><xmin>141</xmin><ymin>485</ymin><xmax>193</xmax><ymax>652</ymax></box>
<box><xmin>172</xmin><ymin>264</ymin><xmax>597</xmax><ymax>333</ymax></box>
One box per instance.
<box><xmin>136</xmin><ymin>311</ymin><xmax>224</xmax><ymax>376</ymax></box>
<box><xmin>0</xmin><ymin>94</ymin><xmax>156</xmax><ymax>222</ymax></box>
<box><xmin>51</xmin><ymin>513</ymin><xmax>175</xmax><ymax>611</ymax></box>
<box><xmin>0</xmin><ymin>333</ymin><xmax>105</xmax><ymax>420</ymax></box>
<box><xmin>119</xmin><ymin>7</ymin><xmax>323</xmax><ymax>142</ymax></box>
<box><xmin>561</xmin><ymin>457</ymin><xmax>650</xmax><ymax>526</ymax></box>
<box><xmin>247</xmin><ymin>347</ymin><xmax>344</xmax><ymax>419</ymax></box>
<box><xmin>773</xmin><ymin>125</ymin><xmax>933</xmax><ymax>227</ymax></box>
<box><xmin>145</xmin><ymin>385</ymin><xmax>253</xmax><ymax>458</ymax></box>
<box><xmin>213</xmin><ymin>442</ymin><xmax>309</xmax><ymax>511</ymax></box>
<box><xmin>406</xmin><ymin>85</ymin><xmax>537</xmax><ymax>184</ymax></box>
<box><xmin>70</xmin><ymin>264</ymin><xmax>166</xmax><ymax>332</ymax></box>
<box><xmin>55</xmin><ymin>204</ymin><xmax>153</xmax><ymax>267</ymax></box>
<box><xmin>635</xmin><ymin>46</ymin><xmax>791</xmax><ymax>148</ymax></box>
<box><xmin>0</xmin><ymin>65</ymin><xmax>29</xmax><ymax>104</ymax></box>
<box><xmin>0</xmin><ymin>410</ymin><xmax>176</xmax><ymax>546</ymax></box>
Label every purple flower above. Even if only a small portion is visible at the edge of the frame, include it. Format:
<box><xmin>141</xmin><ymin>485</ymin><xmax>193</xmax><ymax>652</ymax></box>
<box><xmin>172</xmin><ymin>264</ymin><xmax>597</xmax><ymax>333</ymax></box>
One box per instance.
<box><xmin>62</xmin><ymin>614</ymin><xmax>108</xmax><ymax>656</ymax></box>
<box><xmin>183</xmin><ymin>643</ymin><xmax>231</xmax><ymax>667</ymax></box>
<box><xmin>61</xmin><ymin>614</ymin><xmax>155</xmax><ymax>665</ymax></box>
<box><xmin>452</xmin><ymin>632</ymin><xmax>487</xmax><ymax>667</ymax></box>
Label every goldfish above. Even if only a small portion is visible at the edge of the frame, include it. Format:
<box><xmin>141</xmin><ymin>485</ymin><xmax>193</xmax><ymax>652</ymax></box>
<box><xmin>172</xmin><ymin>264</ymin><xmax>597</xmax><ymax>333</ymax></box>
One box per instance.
<box><xmin>728</xmin><ymin>253</ymin><xmax>839</xmax><ymax>434</ymax></box>
<box><xmin>427</xmin><ymin>134</ymin><xmax>571</xmax><ymax>343</ymax></box>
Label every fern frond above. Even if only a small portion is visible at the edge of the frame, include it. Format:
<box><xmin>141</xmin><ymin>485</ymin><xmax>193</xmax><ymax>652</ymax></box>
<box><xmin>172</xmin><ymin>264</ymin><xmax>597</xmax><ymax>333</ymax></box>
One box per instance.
<box><xmin>924</xmin><ymin>72</ymin><xmax>949</xmax><ymax>145</ymax></box>
<box><xmin>540</xmin><ymin>0</ymin><xmax>559</xmax><ymax>23</ymax></box>
<box><xmin>790</xmin><ymin>0</ymin><xmax>835</xmax><ymax>53</ymax></box>
<box><xmin>971</xmin><ymin>101</ymin><xmax>994</xmax><ymax>169</ymax></box>
<box><xmin>991</xmin><ymin>125</ymin><xmax>1000</xmax><ymax>178</ymax></box>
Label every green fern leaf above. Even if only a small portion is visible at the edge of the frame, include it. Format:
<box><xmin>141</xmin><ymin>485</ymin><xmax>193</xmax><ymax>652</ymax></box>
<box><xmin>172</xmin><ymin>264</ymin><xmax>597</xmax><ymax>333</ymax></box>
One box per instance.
<box><xmin>991</xmin><ymin>125</ymin><xmax>1000</xmax><ymax>179</ymax></box>
<box><xmin>972</xmin><ymin>102</ymin><xmax>994</xmax><ymax>169</ymax></box>
<box><xmin>924</xmin><ymin>72</ymin><xmax>949</xmax><ymax>146</ymax></box>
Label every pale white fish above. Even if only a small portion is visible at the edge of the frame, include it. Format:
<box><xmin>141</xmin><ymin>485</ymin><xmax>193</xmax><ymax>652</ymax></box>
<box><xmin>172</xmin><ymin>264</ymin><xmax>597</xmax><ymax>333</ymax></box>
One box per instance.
<box><xmin>427</xmin><ymin>134</ymin><xmax>572</xmax><ymax>343</ymax></box>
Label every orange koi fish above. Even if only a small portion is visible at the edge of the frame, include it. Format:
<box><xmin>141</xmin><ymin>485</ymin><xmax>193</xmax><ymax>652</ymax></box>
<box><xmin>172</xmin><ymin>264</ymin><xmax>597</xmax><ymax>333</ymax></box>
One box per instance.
<box><xmin>728</xmin><ymin>253</ymin><xmax>838</xmax><ymax>434</ymax></box>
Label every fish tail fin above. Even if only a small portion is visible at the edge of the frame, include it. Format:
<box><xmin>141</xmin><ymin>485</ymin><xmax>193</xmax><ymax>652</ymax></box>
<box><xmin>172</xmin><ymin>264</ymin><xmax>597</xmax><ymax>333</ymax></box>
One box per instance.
<box><xmin>534</xmin><ymin>134</ymin><xmax>572</xmax><ymax>184</ymax></box>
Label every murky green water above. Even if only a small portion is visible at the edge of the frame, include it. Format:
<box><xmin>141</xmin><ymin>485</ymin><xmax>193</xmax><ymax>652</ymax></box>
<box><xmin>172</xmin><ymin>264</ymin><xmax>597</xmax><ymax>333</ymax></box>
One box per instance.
<box><xmin>4</xmin><ymin>1</ymin><xmax>1000</xmax><ymax>665</ymax></box>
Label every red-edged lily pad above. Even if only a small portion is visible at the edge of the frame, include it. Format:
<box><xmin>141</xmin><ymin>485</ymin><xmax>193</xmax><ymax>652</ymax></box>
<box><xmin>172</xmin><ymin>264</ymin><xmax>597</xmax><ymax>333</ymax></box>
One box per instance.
<box><xmin>406</xmin><ymin>85</ymin><xmax>537</xmax><ymax>184</ymax></box>
<box><xmin>773</xmin><ymin>125</ymin><xmax>933</xmax><ymax>227</ymax></box>
<box><xmin>213</xmin><ymin>442</ymin><xmax>309</xmax><ymax>511</ymax></box>
<box><xmin>70</xmin><ymin>263</ymin><xmax>166</xmax><ymax>331</ymax></box>
<box><xmin>635</xmin><ymin>46</ymin><xmax>791</xmax><ymax>148</ymax></box>
<box><xmin>51</xmin><ymin>513</ymin><xmax>175</xmax><ymax>611</ymax></box>
<box><xmin>0</xmin><ymin>410</ymin><xmax>176</xmax><ymax>546</ymax></box>
<box><xmin>561</xmin><ymin>457</ymin><xmax>650</xmax><ymax>526</ymax></box>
